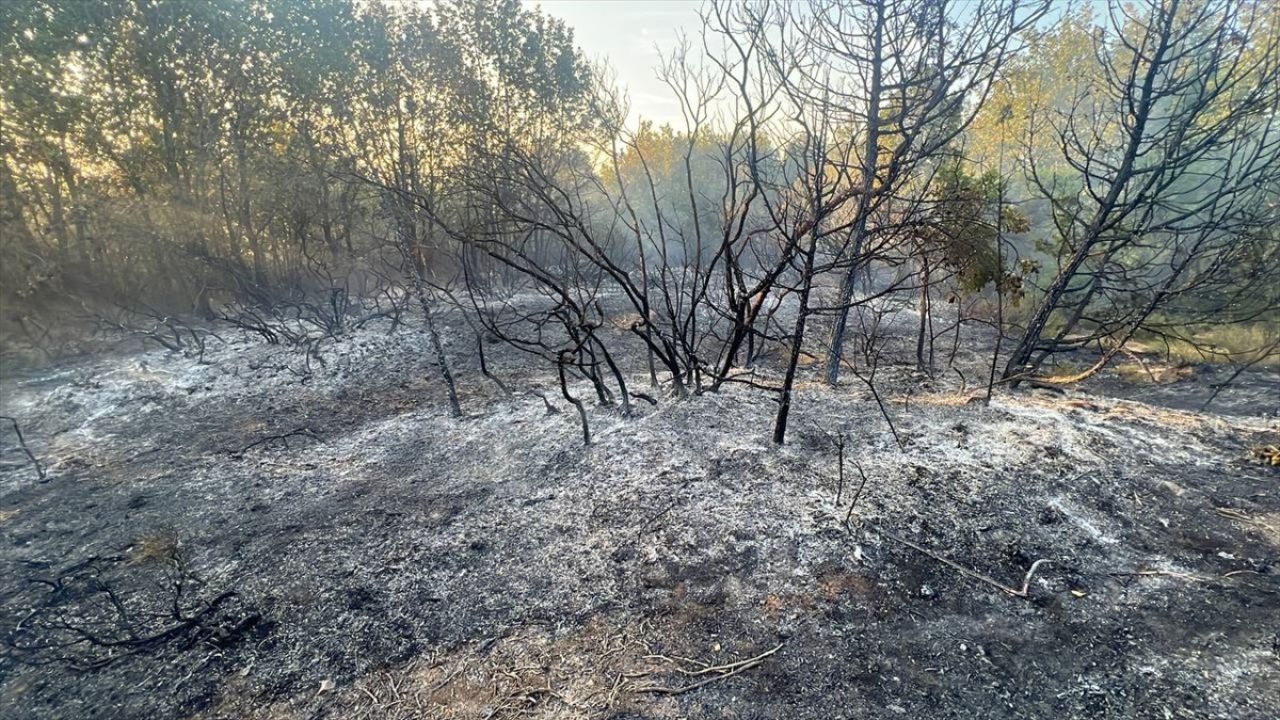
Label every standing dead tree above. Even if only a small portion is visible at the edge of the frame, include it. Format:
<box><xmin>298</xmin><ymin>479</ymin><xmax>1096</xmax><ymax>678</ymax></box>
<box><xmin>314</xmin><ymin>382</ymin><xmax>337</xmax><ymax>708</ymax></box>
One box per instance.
<box><xmin>427</xmin><ymin>51</ymin><xmax>800</xmax><ymax>405</ymax></box>
<box><xmin>787</xmin><ymin>0</ymin><xmax>1052</xmax><ymax>387</ymax></box>
<box><xmin>1003</xmin><ymin>0</ymin><xmax>1280</xmax><ymax>384</ymax></box>
<box><xmin>706</xmin><ymin>0</ymin><xmax>1043</xmax><ymax>442</ymax></box>
<box><xmin>727</xmin><ymin>2</ymin><xmax>851</xmax><ymax>445</ymax></box>
<box><xmin>589</xmin><ymin>44</ymin><xmax>785</xmax><ymax>396</ymax></box>
<box><xmin>454</xmin><ymin>249</ymin><xmax>634</xmax><ymax>445</ymax></box>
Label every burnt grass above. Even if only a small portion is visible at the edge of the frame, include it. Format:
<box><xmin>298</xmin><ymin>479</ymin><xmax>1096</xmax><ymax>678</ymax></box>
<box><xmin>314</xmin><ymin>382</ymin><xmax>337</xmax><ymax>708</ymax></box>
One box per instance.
<box><xmin>1</xmin><ymin>313</ymin><xmax>1278</xmax><ymax>720</ymax></box>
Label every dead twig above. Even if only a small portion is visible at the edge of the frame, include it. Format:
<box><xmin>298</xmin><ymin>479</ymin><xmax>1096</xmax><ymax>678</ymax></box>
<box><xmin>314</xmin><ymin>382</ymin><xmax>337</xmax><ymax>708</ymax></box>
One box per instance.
<box><xmin>1108</xmin><ymin>569</ymin><xmax>1210</xmax><ymax>583</ymax></box>
<box><xmin>1200</xmin><ymin>337</ymin><xmax>1280</xmax><ymax>412</ymax></box>
<box><xmin>530</xmin><ymin>389</ymin><xmax>560</xmax><ymax>415</ymax></box>
<box><xmin>630</xmin><ymin>643</ymin><xmax>783</xmax><ymax>695</ymax></box>
<box><xmin>427</xmin><ymin>662</ymin><xmax>467</xmax><ymax>695</ymax></box>
<box><xmin>0</xmin><ymin>415</ymin><xmax>47</xmax><ymax>482</ymax></box>
<box><xmin>229</xmin><ymin>427</ymin><xmax>321</xmax><ymax>457</ymax></box>
<box><xmin>1107</xmin><ymin>566</ymin><xmax>1262</xmax><ymax>584</ymax></box>
<box><xmin>1215</xmin><ymin>506</ymin><xmax>1280</xmax><ymax>536</ymax></box>
<box><xmin>834</xmin><ymin>434</ymin><xmax>846</xmax><ymax>506</ymax></box>
<box><xmin>842</xmin><ymin>460</ymin><xmax>870</xmax><ymax>527</ymax></box>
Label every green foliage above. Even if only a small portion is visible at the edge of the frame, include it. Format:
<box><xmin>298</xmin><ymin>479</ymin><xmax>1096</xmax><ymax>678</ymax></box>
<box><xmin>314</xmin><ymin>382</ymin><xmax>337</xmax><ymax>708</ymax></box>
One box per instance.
<box><xmin>0</xmin><ymin>0</ymin><xmax>591</xmax><ymax>318</ymax></box>
<box><xmin>924</xmin><ymin>159</ymin><xmax>1028</xmax><ymax>297</ymax></box>
<box><xmin>966</xmin><ymin>4</ymin><xmax>1099</xmax><ymax>173</ymax></box>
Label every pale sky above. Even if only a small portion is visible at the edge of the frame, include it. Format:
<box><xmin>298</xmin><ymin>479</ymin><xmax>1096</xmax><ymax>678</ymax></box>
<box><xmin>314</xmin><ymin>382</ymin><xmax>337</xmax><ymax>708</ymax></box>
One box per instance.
<box><xmin>536</xmin><ymin>0</ymin><xmax>704</xmax><ymax>127</ymax></box>
<box><xmin>535</xmin><ymin>0</ymin><xmax>1081</xmax><ymax>127</ymax></box>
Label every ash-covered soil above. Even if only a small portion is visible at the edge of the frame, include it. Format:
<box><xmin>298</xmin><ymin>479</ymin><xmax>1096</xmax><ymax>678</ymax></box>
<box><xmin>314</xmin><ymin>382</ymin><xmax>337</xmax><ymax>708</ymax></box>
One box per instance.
<box><xmin>1</xmin><ymin>319</ymin><xmax>1278</xmax><ymax>720</ymax></box>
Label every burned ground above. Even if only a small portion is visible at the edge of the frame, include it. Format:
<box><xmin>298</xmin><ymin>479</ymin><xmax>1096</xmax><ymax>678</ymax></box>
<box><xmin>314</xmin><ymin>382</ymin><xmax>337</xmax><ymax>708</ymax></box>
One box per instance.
<box><xmin>1</xmin><ymin>317</ymin><xmax>1278</xmax><ymax>720</ymax></box>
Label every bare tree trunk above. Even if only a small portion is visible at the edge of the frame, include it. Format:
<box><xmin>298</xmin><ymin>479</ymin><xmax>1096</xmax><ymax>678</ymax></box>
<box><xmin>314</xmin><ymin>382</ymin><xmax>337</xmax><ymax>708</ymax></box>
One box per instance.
<box><xmin>915</xmin><ymin>253</ymin><xmax>932</xmax><ymax>372</ymax></box>
<box><xmin>774</xmin><ymin>233</ymin><xmax>819</xmax><ymax>445</ymax></box>
<box><xmin>1002</xmin><ymin>0</ymin><xmax>1168</xmax><ymax>383</ymax></box>
<box><xmin>236</xmin><ymin>135</ymin><xmax>262</xmax><ymax>285</ymax></box>
<box><xmin>985</xmin><ymin>118</ymin><xmax>1010</xmax><ymax>405</ymax></box>
<box><xmin>415</xmin><ymin>281</ymin><xmax>462</xmax><ymax>418</ymax></box>
<box><xmin>824</xmin><ymin>0</ymin><xmax>884</xmax><ymax>387</ymax></box>
<box><xmin>558</xmin><ymin>359</ymin><xmax>590</xmax><ymax>446</ymax></box>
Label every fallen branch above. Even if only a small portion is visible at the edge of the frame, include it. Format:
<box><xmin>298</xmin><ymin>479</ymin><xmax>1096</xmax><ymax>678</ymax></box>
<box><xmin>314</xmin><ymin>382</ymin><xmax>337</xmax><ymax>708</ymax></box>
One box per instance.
<box><xmin>6</xmin><ymin>554</ymin><xmax>257</xmax><ymax>671</ymax></box>
<box><xmin>869</xmin><ymin>523</ymin><xmax>1049</xmax><ymax>598</ymax></box>
<box><xmin>1107</xmin><ymin>569</ymin><xmax>1210</xmax><ymax>583</ymax></box>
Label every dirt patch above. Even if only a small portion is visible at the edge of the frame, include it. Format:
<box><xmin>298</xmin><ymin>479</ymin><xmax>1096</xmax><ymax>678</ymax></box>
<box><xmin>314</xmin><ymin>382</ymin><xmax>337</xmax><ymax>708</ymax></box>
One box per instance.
<box><xmin>208</xmin><ymin>616</ymin><xmax>789</xmax><ymax>720</ymax></box>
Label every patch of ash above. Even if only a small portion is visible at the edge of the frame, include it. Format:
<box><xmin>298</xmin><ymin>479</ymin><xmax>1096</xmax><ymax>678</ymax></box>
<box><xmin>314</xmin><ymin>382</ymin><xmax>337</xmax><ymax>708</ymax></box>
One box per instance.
<box><xmin>2</xmin><ymin>324</ymin><xmax>1278</xmax><ymax>720</ymax></box>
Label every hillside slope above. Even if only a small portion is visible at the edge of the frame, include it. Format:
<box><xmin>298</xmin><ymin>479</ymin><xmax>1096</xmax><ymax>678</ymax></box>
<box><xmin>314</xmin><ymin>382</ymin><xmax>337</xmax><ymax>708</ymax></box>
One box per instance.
<box><xmin>1</xmin><ymin>329</ymin><xmax>1278</xmax><ymax>719</ymax></box>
